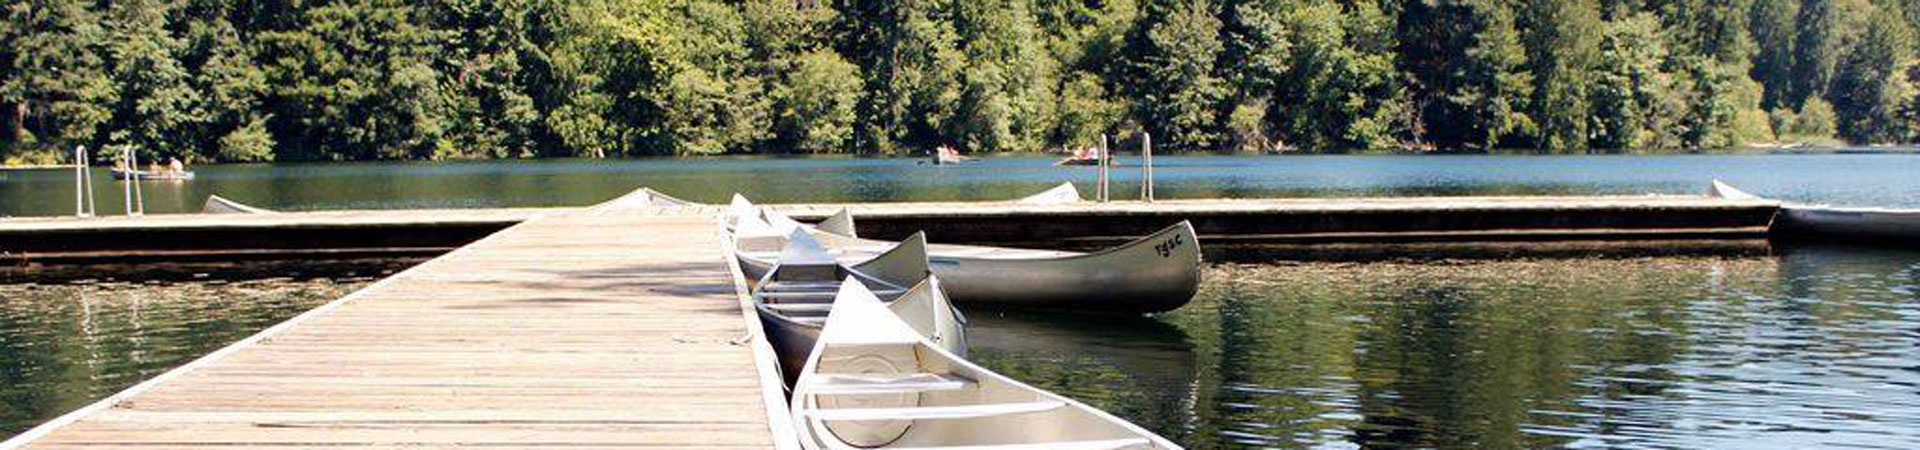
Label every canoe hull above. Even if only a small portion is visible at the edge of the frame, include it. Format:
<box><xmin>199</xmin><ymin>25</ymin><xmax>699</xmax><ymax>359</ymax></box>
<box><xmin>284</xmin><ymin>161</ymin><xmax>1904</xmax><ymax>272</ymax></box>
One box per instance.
<box><xmin>1775</xmin><ymin>206</ymin><xmax>1920</xmax><ymax>244</ymax></box>
<box><xmin>792</xmin><ymin>279</ymin><xmax>1180</xmax><ymax>449</ymax></box>
<box><xmin>759</xmin><ymin>311</ymin><xmax>821</xmax><ymax>387</ymax></box>
<box><xmin>757</xmin><ymin>277</ymin><xmax>967</xmax><ymax>388</ymax></box>
<box><xmin>743</xmin><ymin>222</ymin><xmax>1202</xmax><ymax>314</ymax></box>
<box><xmin>202</xmin><ymin>195</ymin><xmax>273</xmax><ymax>214</ymax></box>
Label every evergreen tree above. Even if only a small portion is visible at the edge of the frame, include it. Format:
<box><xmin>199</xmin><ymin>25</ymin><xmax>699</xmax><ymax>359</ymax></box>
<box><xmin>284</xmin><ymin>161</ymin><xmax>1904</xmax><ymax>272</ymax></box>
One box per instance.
<box><xmin>1791</xmin><ymin>0</ymin><xmax>1872</xmax><ymax>108</ymax></box>
<box><xmin>431</xmin><ymin>0</ymin><xmax>546</xmax><ymax>158</ymax></box>
<box><xmin>949</xmin><ymin>0</ymin><xmax>1056</xmax><ymax>153</ymax></box>
<box><xmin>1749</xmin><ymin>0</ymin><xmax>1799</xmax><ymax>109</ymax></box>
<box><xmin>102</xmin><ymin>0</ymin><xmax>199</xmax><ymax>161</ymax></box>
<box><xmin>1273</xmin><ymin>0</ymin><xmax>1408</xmax><ymax>150</ymax></box>
<box><xmin>1122</xmin><ymin>0</ymin><xmax>1227</xmax><ymax>149</ymax></box>
<box><xmin>1831</xmin><ymin>3</ymin><xmax>1916</xmax><ymax>143</ymax></box>
<box><xmin>1456</xmin><ymin>0</ymin><xmax>1535</xmax><ymax>149</ymax></box>
<box><xmin>775</xmin><ymin>49</ymin><xmax>861</xmax><ymax>153</ymax></box>
<box><xmin>840</xmin><ymin>0</ymin><xmax>966</xmax><ymax>154</ymax></box>
<box><xmin>0</xmin><ymin>0</ymin><xmax>113</xmax><ymax>149</ymax></box>
<box><xmin>1525</xmin><ymin>0</ymin><xmax>1602</xmax><ymax>151</ymax></box>
<box><xmin>1590</xmin><ymin>13</ymin><xmax>1683</xmax><ymax>150</ymax></box>
<box><xmin>256</xmin><ymin>0</ymin><xmax>453</xmax><ymax>160</ymax></box>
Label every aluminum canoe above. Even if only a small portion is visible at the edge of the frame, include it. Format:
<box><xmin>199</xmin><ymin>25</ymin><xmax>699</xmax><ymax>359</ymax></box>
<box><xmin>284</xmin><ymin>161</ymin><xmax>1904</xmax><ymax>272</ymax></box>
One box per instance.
<box><xmin>747</xmin><ymin>228</ymin><xmax>965</xmax><ymax>386</ymax></box>
<box><xmin>590</xmin><ymin>187</ymin><xmax>696</xmax><ymax>210</ymax></box>
<box><xmin>1707</xmin><ymin>180</ymin><xmax>1920</xmax><ymax>243</ymax></box>
<box><xmin>790</xmin><ymin>278</ymin><xmax>1180</xmax><ymax>450</ymax></box>
<box><xmin>775</xmin><ymin>209</ymin><xmax>1200</xmax><ymax>313</ymax></box>
<box><xmin>202</xmin><ymin>195</ymin><xmax>274</xmax><ymax>214</ymax></box>
<box><xmin>731</xmin><ymin>194</ymin><xmax>1201</xmax><ymax>313</ymax></box>
<box><xmin>1775</xmin><ymin>206</ymin><xmax>1920</xmax><ymax>242</ymax></box>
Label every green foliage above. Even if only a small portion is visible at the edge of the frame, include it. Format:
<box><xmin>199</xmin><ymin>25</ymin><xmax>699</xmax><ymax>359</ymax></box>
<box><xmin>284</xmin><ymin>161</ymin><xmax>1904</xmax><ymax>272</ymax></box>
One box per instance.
<box><xmin>1830</xmin><ymin>3</ymin><xmax>1916</xmax><ymax>143</ymax></box>
<box><xmin>1589</xmin><ymin>13</ymin><xmax>1681</xmax><ymax>150</ymax></box>
<box><xmin>775</xmin><ymin>50</ymin><xmax>861</xmax><ymax>153</ymax></box>
<box><xmin>7</xmin><ymin>0</ymin><xmax>1920</xmax><ymax>159</ymax></box>
<box><xmin>1271</xmin><ymin>0</ymin><xmax>1408</xmax><ymax>151</ymax></box>
<box><xmin>1123</xmin><ymin>0</ymin><xmax>1228</xmax><ymax>150</ymax></box>
<box><xmin>1456</xmin><ymin>0</ymin><xmax>1535</xmax><ymax>149</ymax></box>
<box><xmin>1525</xmin><ymin>0</ymin><xmax>1602</xmax><ymax>151</ymax></box>
<box><xmin>1</xmin><ymin>0</ymin><xmax>114</xmax><ymax>150</ymax></box>
<box><xmin>218</xmin><ymin>115</ymin><xmax>275</xmax><ymax>162</ymax></box>
<box><xmin>1749</xmin><ymin>0</ymin><xmax>1799</xmax><ymax>108</ymax></box>
<box><xmin>1794</xmin><ymin>97</ymin><xmax>1840</xmax><ymax>138</ymax></box>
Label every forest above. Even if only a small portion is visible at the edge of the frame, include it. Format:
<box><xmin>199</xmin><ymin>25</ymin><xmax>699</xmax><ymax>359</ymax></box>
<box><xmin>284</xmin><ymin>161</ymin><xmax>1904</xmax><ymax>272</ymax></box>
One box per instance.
<box><xmin>3</xmin><ymin>0</ymin><xmax>1920</xmax><ymax>162</ymax></box>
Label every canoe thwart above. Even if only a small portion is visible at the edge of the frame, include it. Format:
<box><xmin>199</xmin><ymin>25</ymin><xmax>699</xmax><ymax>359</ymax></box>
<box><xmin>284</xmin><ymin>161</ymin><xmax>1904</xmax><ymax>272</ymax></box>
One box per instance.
<box><xmin>802</xmin><ymin>373</ymin><xmax>975</xmax><ymax>395</ymax></box>
<box><xmin>805</xmin><ymin>401</ymin><xmax>1067</xmax><ymax>421</ymax></box>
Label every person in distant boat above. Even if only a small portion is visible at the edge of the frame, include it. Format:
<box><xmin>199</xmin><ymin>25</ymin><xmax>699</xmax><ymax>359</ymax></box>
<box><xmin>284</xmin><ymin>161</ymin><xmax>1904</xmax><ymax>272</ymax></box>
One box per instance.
<box><xmin>168</xmin><ymin>157</ymin><xmax>184</xmax><ymax>174</ymax></box>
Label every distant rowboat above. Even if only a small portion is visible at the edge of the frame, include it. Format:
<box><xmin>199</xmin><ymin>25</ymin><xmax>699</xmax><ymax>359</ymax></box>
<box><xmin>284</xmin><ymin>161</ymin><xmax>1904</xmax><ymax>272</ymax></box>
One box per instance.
<box><xmin>111</xmin><ymin>168</ymin><xmax>193</xmax><ymax>181</ymax></box>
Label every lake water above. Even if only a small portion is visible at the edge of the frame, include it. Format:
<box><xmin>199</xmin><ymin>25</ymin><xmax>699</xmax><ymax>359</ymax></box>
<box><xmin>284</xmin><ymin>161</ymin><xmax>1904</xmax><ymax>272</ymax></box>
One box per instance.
<box><xmin>972</xmin><ymin>244</ymin><xmax>1920</xmax><ymax>449</ymax></box>
<box><xmin>4</xmin><ymin>154</ymin><xmax>1920</xmax><ymax>217</ymax></box>
<box><xmin>0</xmin><ymin>265</ymin><xmax>402</xmax><ymax>438</ymax></box>
<box><xmin>14</xmin><ymin>250</ymin><xmax>1916</xmax><ymax>447</ymax></box>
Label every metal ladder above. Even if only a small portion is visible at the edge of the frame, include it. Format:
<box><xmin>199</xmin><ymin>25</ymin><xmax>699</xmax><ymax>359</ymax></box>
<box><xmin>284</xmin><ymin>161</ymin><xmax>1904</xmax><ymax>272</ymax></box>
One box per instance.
<box><xmin>73</xmin><ymin>146</ymin><xmax>96</xmax><ymax>217</ymax></box>
<box><xmin>120</xmin><ymin>145</ymin><xmax>144</xmax><ymax>216</ymax></box>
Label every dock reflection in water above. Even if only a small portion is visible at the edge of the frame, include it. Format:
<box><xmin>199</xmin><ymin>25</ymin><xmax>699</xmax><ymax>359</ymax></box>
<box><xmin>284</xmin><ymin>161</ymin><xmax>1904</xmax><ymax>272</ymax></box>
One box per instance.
<box><xmin>970</xmin><ymin>248</ymin><xmax>1920</xmax><ymax>449</ymax></box>
<box><xmin>0</xmin><ymin>268</ymin><xmax>391</xmax><ymax>438</ymax></box>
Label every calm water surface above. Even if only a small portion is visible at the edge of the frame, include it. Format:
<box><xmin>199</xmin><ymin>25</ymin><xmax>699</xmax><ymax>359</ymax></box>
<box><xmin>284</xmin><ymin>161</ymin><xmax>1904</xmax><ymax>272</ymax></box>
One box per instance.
<box><xmin>0</xmin><ymin>274</ymin><xmax>383</xmax><ymax>437</ymax></box>
<box><xmin>4</xmin><ymin>154</ymin><xmax>1920</xmax><ymax>217</ymax></box>
<box><xmin>971</xmin><ymin>245</ymin><xmax>1920</xmax><ymax>449</ymax></box>
<box><xmin>3</xmin><ymin>248</ymin><xmax>1916</xmax><ymax>446</ymax></box>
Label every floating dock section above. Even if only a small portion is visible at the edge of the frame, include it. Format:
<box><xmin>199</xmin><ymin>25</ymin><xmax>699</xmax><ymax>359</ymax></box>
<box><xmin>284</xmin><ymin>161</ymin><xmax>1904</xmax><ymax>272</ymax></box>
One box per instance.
<box><xmin>2</xmin><ymin>195</ymin><xmax>1780</xmax><ymax>263</ymax></box>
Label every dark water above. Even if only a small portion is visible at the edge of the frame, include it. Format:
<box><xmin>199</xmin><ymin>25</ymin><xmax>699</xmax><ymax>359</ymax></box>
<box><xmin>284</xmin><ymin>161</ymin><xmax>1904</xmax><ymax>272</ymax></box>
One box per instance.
<box><xmin>970</xmin><ymin>245</ymin><xmax>1920</xmax><ymax>449</ymax></box>
<box><xmin>0</xmin><ymin>274</ymin><xmax>383</xmax><ymax>437</ymax></box>
<box><xmin>5</xmin><ymin>154</ymin><xmax>1920</xmax><ymax>217</ymax></box>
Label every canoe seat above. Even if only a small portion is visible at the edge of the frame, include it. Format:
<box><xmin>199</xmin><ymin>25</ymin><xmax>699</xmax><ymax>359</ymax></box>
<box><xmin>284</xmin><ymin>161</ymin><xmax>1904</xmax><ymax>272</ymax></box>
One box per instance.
<box><xmin>764</xmin><ymin>303</ymin><xmax>835</xmax><ymax>314</ymax></box>
<box><xmin>884</xmin><ymin>438</ymin><xmax>1155</xmax><ymax>450</ymax></box>
<box><xmin>759</xmin><ymin>280</ymin><xmax>844</xmax><ymax>292</ymax></box>
<box><xmin>759</xmin><ymin>291</ymin><xmax>838</xmax><ymax>303</ymax></box>
<box><xmin>759</xmin><ymin>289</ymin><xmax>905</xmax><ymax>303</ymax></box>
<box><xmin>803</xmin><ymin>373</ymin><xmax>974</xmax><ymax>395</ymax></box>
<box><xmin>806</xmin><ymin>400</ymin><xmax>1066</xmax><ymax>421</ymax></box>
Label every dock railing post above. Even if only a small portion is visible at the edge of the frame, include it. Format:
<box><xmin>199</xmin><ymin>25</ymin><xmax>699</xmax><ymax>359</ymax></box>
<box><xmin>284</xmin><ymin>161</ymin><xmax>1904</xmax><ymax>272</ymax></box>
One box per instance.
<box><xmin>123</xmin><ymin>146</ymin><xmax>144</xmax><ymax>216</ymax></box>
<box><xmin>74</xmin><ymin>146</ymin><xmax>93</xmax><ymax>217</ymax></box>
<box><xmin>1098</xmin><ymin>135</ymin><xmax>1110</xmax><ymax>203</ymax></box>
<box><xmin>122</xmin><ymin>146</ymin><xmax>133</xmax><ymax>215</ymax></box>
<box><xmin>1142</xmin><ymin>132</ymin><xmax>1154</xmax><ymax>202</ymax></box>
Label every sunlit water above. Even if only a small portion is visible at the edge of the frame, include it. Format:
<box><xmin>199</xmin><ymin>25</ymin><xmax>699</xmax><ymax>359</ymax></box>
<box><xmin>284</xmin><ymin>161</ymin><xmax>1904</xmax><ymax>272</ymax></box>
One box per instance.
<box><xmin>970</xmin><ymin>245</ymin><xmax>1920</xmax><ymax>449</ymax></box>
<box><xmin>0</xmin><ymin>275</ymin><xmax>383</xmax><ymax>436</ymax></box>
<box><xmin>4</xmin><ymin>154</ymin><xmax>1920</xmax><ymax>217</ymax></box>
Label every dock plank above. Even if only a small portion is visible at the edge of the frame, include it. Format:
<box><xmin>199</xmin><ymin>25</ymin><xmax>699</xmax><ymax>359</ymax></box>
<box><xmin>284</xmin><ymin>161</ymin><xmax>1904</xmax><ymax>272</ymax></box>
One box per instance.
<box><xmin>5</xmin><ymin>209</ymin><xmax>774</xmax><ymax>449</ymax></box>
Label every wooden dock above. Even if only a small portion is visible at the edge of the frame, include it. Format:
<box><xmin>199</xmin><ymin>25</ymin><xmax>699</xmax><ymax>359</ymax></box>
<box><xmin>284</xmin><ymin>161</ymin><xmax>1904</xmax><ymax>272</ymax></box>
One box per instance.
<box><xmin>2</xmin><ymin>204</ymin><xmax>782</xmax><ymax>448</ymax></box>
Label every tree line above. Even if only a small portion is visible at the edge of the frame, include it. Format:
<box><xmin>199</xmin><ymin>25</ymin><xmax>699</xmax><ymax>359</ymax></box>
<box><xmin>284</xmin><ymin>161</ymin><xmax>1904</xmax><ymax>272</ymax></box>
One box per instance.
<box><xmin>3</xmin><ymin>0</ymin><xmax>1919</xmax><ymax>162</ymax></box>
